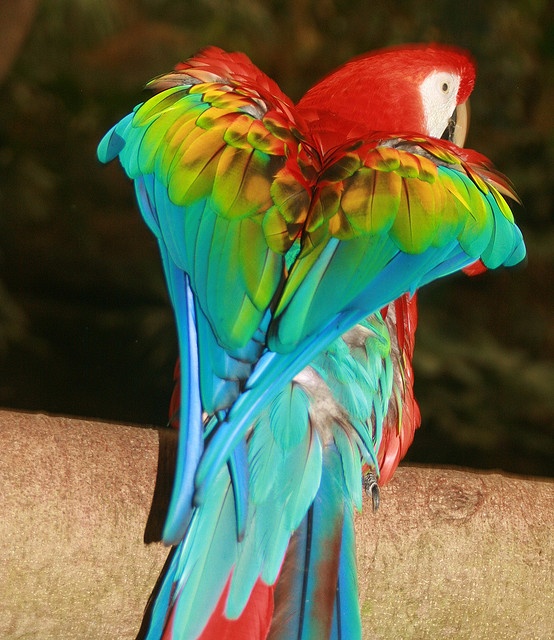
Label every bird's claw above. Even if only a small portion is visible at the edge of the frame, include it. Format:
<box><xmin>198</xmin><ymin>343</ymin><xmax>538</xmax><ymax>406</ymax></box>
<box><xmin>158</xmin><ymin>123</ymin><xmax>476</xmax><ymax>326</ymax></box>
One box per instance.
<box><xmin>363</xmin><ymin>471</ymin><xmax>380</xmax><ymax>512</ymax></box>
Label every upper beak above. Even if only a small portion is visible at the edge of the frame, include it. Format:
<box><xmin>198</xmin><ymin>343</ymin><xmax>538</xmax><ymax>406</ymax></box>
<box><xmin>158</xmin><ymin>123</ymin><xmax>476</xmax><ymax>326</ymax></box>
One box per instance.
<box><xmin>443</xmin><ymin>100</ymin><xmax>470</xmax><ymax>147</ymax></box>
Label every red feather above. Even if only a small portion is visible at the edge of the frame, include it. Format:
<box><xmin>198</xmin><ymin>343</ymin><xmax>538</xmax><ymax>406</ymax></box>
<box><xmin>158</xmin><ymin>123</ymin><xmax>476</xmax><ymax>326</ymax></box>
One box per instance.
<box><xmin>463</xmin><ymin>259</ymin><xmax>488</xmax><ymax>276</ymax></box>
<box><xmin>377</xmin><ymin>293</ymin><xmax>421</xmax><ymax>485</ymax></box>
<box><xmin>298</xmin><ymin>43</ymin><xmax>475</xmax><ymax>145</ymax></box>
<box><xmin>168</xmin><ymin>358</ymin><xmax>180</xmax><ymax>429</ymax></box>
<box><xmin>197</xmin><ymin>578</ymin><xmax>275</xmax><ymax>640</ymax></box>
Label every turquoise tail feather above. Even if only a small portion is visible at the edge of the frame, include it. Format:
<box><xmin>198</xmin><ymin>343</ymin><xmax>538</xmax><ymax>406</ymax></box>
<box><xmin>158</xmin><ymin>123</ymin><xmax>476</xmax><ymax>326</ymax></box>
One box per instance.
<box><xmin>268</xmin><ymin>445</ymin><xmax>361</xmax><ymax>640</ymax></box>
<box><xmin>331</xmin><ymin>504</ymin><xmax>359</xmax><ymax>640</ymax></box>
<box><xmin>130</xmin><ymin>173</ymin><xmax>204</xmax><ymax>542</ymax></box>
<box><xmin>144</xmin><ymin>549</ymin><xmax>179</xmax><ymax>640</ymax></box>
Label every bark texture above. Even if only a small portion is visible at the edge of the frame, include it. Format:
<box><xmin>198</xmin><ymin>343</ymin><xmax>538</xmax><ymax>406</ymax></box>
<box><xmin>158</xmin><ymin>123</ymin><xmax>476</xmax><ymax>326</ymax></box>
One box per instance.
<box><xmin>355</xmin><ymin>466</ymin><xmax>553</xmax><ymax>639</ymax></box>
<box><xmin>0</xmin><ymin>410</ymin><xmax>552</xmax><ymax>639</ymax></box>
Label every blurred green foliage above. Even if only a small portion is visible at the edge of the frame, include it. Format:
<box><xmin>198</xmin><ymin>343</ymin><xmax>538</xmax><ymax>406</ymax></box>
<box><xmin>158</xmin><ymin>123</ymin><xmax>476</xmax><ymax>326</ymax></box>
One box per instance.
<box><xmin>0</xmin><ymin>0</ymin><xmax>552</xmax><ymax>476</ymax></box>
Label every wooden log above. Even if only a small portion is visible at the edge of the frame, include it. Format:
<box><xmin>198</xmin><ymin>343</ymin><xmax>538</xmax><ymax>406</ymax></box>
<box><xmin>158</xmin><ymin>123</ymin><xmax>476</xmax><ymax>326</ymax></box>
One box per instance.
<box><xmin>0</xmin><ymin>410</ymin><xmax>552</xmax><ymax>639</ymax></box>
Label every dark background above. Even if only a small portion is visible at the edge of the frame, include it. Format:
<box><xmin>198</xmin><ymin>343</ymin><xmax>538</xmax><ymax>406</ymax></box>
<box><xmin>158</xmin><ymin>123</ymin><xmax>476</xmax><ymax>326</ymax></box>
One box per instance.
<box><xmin>0</xmin><ymin>0</ymin><xmax>552</xmax><ymax>477</ymax></box>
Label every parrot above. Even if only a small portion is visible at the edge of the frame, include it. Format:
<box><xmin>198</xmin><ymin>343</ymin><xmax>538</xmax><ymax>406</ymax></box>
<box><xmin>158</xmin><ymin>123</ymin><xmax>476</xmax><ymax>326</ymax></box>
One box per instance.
<box><xmin>97</xmin><ymin>44</ymin><xmax>525</xmax><ymax>640</ymax></box>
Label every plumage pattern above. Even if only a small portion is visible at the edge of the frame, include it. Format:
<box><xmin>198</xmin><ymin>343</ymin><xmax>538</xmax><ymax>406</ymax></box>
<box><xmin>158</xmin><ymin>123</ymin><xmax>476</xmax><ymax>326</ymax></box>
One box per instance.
<box><xmin>97</xmin><ymin>44</ymin><xmax>525</xmax><ymax>640</ymax></box>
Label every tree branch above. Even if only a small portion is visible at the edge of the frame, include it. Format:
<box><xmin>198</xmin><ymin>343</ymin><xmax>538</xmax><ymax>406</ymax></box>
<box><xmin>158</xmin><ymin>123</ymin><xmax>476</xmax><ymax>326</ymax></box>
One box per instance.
<box><xmin>0</xmin><ymin>410</ymin><xmax>552</xmax><ymax>639</ymax></box>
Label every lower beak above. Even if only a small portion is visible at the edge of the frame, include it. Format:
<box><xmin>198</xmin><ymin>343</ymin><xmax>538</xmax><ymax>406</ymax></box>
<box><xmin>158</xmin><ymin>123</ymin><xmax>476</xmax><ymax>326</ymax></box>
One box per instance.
<box><xmin>450</xmin><ymin>100</ymin><xmax>470</xmax><ymax>147</ymax></box>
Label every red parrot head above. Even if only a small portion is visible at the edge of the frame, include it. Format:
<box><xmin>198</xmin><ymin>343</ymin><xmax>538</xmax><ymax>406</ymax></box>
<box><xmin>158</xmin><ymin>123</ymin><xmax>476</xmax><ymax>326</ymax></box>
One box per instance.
<box><xmin>298</xmin><ymin>43</ymin><xmax>475</xmax><ymax>146</ymax></box>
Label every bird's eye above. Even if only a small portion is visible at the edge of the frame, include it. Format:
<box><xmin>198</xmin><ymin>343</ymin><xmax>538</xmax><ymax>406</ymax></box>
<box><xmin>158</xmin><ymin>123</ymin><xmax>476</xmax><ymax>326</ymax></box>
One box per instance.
<box><xmin>441</xmin><ymin>82</ymin><xmax>449</xmax><ymax>93</ymax></box>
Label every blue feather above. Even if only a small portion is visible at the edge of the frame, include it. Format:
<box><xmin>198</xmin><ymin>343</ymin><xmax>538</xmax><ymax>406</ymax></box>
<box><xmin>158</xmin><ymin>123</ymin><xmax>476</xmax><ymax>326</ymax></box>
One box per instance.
<box><xmin>162</xmin><ymin>265</ymin><xmax>203</xmax><ymax>544</ymax></box>
<box><xmin>96</xmin><ymin>112</ymin><xmax>135</xmax><ymax>164</ymax></box>
<box><xmin>268</xmin><ymin>445</ymin><xmax>361</xmax><ymax>640</ymax></box>
<box><xmin>331</xmin><ymin>504</ymin><xmax>360</xmax><ymax>640</ymax></box>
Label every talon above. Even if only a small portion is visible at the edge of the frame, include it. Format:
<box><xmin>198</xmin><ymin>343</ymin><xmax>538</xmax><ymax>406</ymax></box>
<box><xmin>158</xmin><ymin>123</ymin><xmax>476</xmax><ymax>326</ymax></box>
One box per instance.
<box><xmin>363</xmin><ymin>472</ymin><xmax>380</xmax><ymax>512</ymax></box>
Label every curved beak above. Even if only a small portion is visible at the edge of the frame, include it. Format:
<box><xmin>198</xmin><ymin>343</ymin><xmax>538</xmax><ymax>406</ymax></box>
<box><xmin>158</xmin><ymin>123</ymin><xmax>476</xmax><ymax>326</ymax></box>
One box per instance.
<box><xmin>447</xmin><ymin>100</ymin><xmax>470</xmax><ymax>147</ymax></box>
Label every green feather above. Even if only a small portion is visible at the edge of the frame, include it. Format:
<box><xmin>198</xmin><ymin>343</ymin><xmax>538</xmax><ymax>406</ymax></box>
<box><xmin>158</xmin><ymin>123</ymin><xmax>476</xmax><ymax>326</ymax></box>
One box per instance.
<box><xmin>341</xmin><ymin>168</ymin><xmax>401</xmax><ymax>236</ymax></box>
<box><xmin>132</xmin><ymin>86</ymin><xmax>183</xmax><ymax>126</ymax></box>
<box><xmin>238</xmin><ymin>216</ymin><xmax>283</xmax><ymax>312</ymax></box>
<box><xmin>170</xmin><ymin>127</ymin><xmax>227</xmax><ymax>206</ymax></box>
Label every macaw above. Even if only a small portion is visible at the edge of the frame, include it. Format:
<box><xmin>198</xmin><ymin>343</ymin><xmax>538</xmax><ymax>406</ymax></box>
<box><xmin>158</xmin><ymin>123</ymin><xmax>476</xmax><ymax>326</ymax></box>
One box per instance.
<box><xmin>98</xmin><ymin>44</ymin><xmax>525</xmax><ymax>640</ymax></box>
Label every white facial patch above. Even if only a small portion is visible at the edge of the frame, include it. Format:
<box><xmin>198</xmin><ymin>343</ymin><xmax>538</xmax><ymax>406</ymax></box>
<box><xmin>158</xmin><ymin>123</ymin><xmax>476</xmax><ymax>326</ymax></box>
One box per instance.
<box><xmin>419</xmin><ymin>70</ymin><xmax>461</xmax><ymax>138</ymax></box>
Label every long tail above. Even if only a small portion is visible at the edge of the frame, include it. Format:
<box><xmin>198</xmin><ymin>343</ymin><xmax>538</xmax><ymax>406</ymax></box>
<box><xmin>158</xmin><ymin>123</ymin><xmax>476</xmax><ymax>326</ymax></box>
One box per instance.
<box><xmin>269</xmin><ymin>446</ymin><xmax>360</xmax><ymax>640</ymax></box>
<box><xmin>146</xmin><ymin>460</ymin><xmax>356</xmax><ymax>640</ymax></box>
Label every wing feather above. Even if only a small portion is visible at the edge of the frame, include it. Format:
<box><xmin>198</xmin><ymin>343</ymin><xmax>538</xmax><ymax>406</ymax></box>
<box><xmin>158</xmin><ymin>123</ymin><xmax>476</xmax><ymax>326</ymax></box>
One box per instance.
<box><xmin>98</xmin><ymin>49</ymin><xmax>306</xmax><ymax>546</ymax></box>
<box><xmin>195</xmin><ymin>132</ymin><xmax>525</xmax><ymax>494</ymax></box>
<box><xmin>269</xmin><ymin>134</ymin><xmax>525</xmax><ymax>353</ymax></box>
